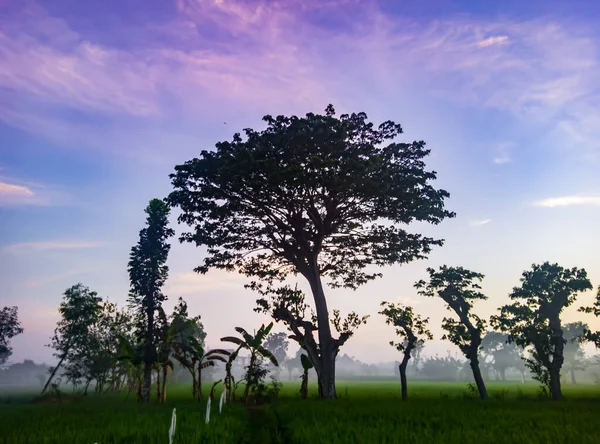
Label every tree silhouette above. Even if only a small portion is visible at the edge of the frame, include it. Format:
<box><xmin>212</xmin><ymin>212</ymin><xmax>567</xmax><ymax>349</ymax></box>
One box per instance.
<box><xmin>579</xmin><ymin>285</ymin><xmax>600</xmax><ymax>347</ymax></box>
<box><xmin>416</xmin><ymin>266</ymin><xmax>488</xmax><ymax>399</ymax></box>
<box><xmin>379</xmin><ymin>301</ymin><xmax>432</xmax><ymax>400</ymax></box>
<box><xmin>263</xmin><ymin>332</ymin><xmax>289</xmax><ymax>380</ymax></box>
<box><xmin>128</xmin><ymin>198</ymin><xmax>174</xmax><ymax>403</ymax></box>
<box><xmin>492</xmin><ymin>262</ymin><xmax>593</xmax><ymax>400</ymax></box>
<box><xmin>168</xmin><ymin>105</ymin><xmax>454</xmax><ymax>398</ymax></box>
<box><xmin>0</xmin><ymin>306</ymin><xmax>23</xmax><ymax>365</ymax></box>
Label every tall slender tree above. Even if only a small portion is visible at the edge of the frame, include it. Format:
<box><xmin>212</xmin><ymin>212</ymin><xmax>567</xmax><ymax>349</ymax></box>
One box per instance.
<box><xmin>128</xmin><ymin>198</ymin><xmax>174</xmax><ymax>403</ymax></box>
<box><xmin>416</xmin><ymin>266</ymin><xmax>489</xmax><ymax>399</ymax></box>
<box><xmin>492</xmin><ymin>262</ymin><xmax>592</xmax><ymax>400</ymax></box>
<box><xmin>379</xmin><ymin>301</ymin><xmax>433</xmax><ymax>400</ymax></box>
<box><xmin>168</xmin><ymin>106</ymin><xmax>454</xmax><ymax>398</ymax></box>
<box><xmin>0</xmin><ymin>306</ymin><xmax>24</xmax><ymax>365</ymax></box>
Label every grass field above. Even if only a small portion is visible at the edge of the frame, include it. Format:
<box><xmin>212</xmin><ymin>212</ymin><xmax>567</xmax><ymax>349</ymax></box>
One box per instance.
<box><xmin>1</xmin><ymin>381</ymin><xmax>600</xmax><ymax>443</ymax></box>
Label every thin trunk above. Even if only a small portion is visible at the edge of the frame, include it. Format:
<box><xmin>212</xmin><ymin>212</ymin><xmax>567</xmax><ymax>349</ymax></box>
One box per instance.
<box><xmin>197</xmin><ymin>366</ymin><xmax>203</xmax><ymax>402</ymax></box>
<box><xmin>300</xmin><ymin>372</ymin><xmax>309</xmax><ymax>399</ymax></box>
<box><xmin>156</xmin><ymin>368</ymin><xmax>161</xmax><ymax>402</ymax></box>
<box><xmin>570</xmin><ymin>368</ymin><xmax>576</xmax><ymax>385</ymax></box>
<box><xmin>83</xmin><ymin>378</ymin><xmax>92</xmax><ymax>396</ymax></box>
<box><xmin>469</xmin><ymin>355</ymin><xmax>488</xmax><ymax>400</ymax></box>
<box><xmin>141</xmin><ymin>297</ymin><xmax>155</xmax><ymax>403</ymax></box>
<box><xmin>399</xmin><ymin>349</ymin><xmax>411</xmax><ymax>401</ymax></box>
<box><xmin>41</xmin><ymin>352</ymin><xmax>68</xmax><ymax>395</ymax></box>
<box><xmin>161</xmin><ymin>366</ymin><xmax>168</xmax><ymax>402</ymax></box>
<box><xmin>549</xmin><ymin>316</ymin><xmax>564</xmax><ymax>401</ymax></box>
<box><xmin>307</xmin><ymin>265</ymin><xmax>336</xmax><ymax>399</ymax></box>
<box><xmin>242</xmin><ymin>354</ymin><xmax>256</xmax><ymax>404</ymax></box>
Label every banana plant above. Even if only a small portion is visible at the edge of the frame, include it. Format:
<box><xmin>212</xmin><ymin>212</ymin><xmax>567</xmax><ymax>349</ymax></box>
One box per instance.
<box><xmin>299</xmin><ymin>353</ymin><xmax>313</xmax><ymax>399</ymax></box>
<box><xmin>223</xmin><ymin>346</ymin><xmax>242</xmax><ymax>402</ymax></box>
<box><xmin>115</xmin><ymin>335</ymin><xmax>145</xmax><ymax>402</ymax></box>
<box><xmin>221</xmin><ymin>322</ymin><xmax>279</xmax><ymax>403</ymax></box>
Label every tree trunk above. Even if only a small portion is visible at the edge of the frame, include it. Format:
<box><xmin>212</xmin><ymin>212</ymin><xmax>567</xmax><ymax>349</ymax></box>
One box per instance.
<box><xmin>500</xmin><ymin>367</ymin><xmax>506</xmax><ymax>382</ymax></box>
<box><xmin>300</xmin><ymin>373</ymin><xmax>308</xmax><ymax>399</ymax></box>
<box><xmin>399</xmin><ymin>349</ymin><xmax>411</xmax><ymax>401</ymax></box>
<box><xmin>141</xmin><ymin>362</ymin><xmax>152</xmax><ymax>403</ymax></box>
<box><xmin>469</xmin><ymin>356</ymin><xmax>488</xmax><ymax>400</ymax></box>
<box><xmin>570</xmin><ymin>368</ymin><xmax>576</xmax><ymax>385</ymax></box>
<box><xmin>242</xmin><ymin>354</ymin><xmax>256</xmax><ymax>404</ymax></box>
<box><xmin>549</xmin><ymin>316</ymin><xmax>564</xmax><ymax>401</ymax></box>
<box><xmin>197</xmin><ymin>366</ymin><xmax>203</xmax><ymax>402</ymax></box>
<box><xmin>161</xmin><ymin>366</ymin><xmax>168</xmax><ymax>402</ymax></box>
<box><xmin>307</xmin><ymin>265</ymin><xmax>336</xmax><ymax>399</ymax></box>
<box><xmin>41</xmin><ymin>351</ymin><xmax>68</xmax><ymax>395</ymax></box>
<box><xmin>156</xmin><ymin>368</ymin><xmax>161</xmax><ymax>402</ymax></box>
<box><xmin>141</xmin><ymin>298</ymin><xmax>155</xmax><ymax>403</ymax></box>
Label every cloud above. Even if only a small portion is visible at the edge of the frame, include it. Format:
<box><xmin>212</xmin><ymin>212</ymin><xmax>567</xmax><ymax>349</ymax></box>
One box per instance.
<box><xmin>533</xmin><ymin>196</ymin><xmax>600</xmax><ymax>208</ymax></box>
<box><xmin>0</xmin><ymin>180</ymin><xmax>34</xmax><ymax>197</ymax></box>
<box><xmin>3</xmin><ymin>240</ymin><xmax>104</xmax><ymax>253</ymax></box>
<box><xmin>478</xmin><ymin>35</ymin><xmax>509</xmax><ymax>47</ymax></box>
<box><xmin>469</xmin><ymin>219</ymin><xmax>492</xmax><ymax>227</ymax></box>
<box><xmin>492</xmin><ymin>143</ymin><xmax>513</xmax><ymax>164</ymax></box>
<box><xmin>165</xmin><ymin>270</ymin><xmax>250</xmax><ymax>296</ymax></box>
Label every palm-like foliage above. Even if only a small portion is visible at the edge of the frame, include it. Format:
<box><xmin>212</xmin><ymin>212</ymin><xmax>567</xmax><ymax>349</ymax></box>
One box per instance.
<box><xmin>221</xmin><ymin>322</ymin><xmax>279</xmax><ymax>403</ymax></box>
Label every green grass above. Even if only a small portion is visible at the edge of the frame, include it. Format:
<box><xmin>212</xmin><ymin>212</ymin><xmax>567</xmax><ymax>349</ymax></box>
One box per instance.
<box><xmin>1</xmin><ymin>381</ymin><xmax>599</xmax><ymax>443</ymax></box>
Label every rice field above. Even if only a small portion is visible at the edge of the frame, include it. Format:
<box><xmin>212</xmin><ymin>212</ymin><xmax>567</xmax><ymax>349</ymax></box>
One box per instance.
<box><xmin>1</xmin><ymin>381</ymin><xmax>599</xmax><ymax>443</ymax></box>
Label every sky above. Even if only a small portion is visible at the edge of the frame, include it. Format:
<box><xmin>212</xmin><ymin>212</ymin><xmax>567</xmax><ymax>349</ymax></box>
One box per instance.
<box><xmin>1</xmin><ymin>0</ymin><xmax>600</xmax><ymax>365</ymax></box>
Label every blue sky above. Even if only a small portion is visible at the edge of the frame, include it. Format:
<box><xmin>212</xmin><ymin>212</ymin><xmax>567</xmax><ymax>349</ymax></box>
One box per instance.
<box><xmin>1</xmin><ymin>0</ymin><xmax>599</xmax><ymax>364</ymax></box>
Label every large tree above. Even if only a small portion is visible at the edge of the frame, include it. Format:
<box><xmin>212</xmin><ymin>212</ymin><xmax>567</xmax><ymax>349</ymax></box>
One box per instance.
<box><xmin>379</xmin><ymin>301</ymin><xmax>432</xmax><ymax>400</ymax></box>
<box><xmin>416</xmin><ymin>266</ymin><xmax>489</xmax><ymax>399</ymax></box>
<box><xmin>0</xmin><ymin>306</ymin><xmax>24</xmax><ymax>365</ymax></box>
<box><xmin>491</xmin><ymin>262</ymin><xmax>592</xmax><ymax>400</ymax></box>
<box><xmin>168</xmin><ymin>105</ymin><xmax>454</xmax><ymax>398</ymax></box>
<box><xmin>42</xmin><ymin>283</ymin><xmax>103</xmax><ymax>394</ymax></box>
<box><xmin>128</xmin><ymin>198</ymin><xmax>174</xmax><ymax>403</ymax></box>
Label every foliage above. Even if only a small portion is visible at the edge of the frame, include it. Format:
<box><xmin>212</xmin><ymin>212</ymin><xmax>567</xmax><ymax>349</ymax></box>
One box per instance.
<box><xmin>168</xmin><ymin>105</ymin><xmax>454</xmax><ymax>398</ymax></box>
<box><xmin>263</xmin><ymin>332</ymin><xmax>289</xmax><ymax>376</ymax></box>
<box><xmin>379</xmin><ymin>302</ymin><xmax>433</xmax><ymax>355</ymax></box>
<box><xmin>0</xmin><ymin>306</ymin><xmax>24</xmax><ymax>365</ymax></box>
<box><xmin>480</xmin><ymin>332</ymin><xmax>522</xmax><ymax>381</ymax></box>
<box><xmin>579</xmin><ymin>286</ymin><xmax>600</xmax><ymax>347</ymax></box>
<box><xmin>491</xmin><ymin>262</ymin><xmax>593</xmax><ymax>400</ymax></box>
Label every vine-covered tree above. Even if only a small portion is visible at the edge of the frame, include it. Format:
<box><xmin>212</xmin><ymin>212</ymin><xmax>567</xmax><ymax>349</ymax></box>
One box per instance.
<box><xmin>416</xmin><ymin>266</ymin><xmax>488</xmax><ymax>399</ymax></box>
<box><xmin>379</xmin><ymin>301</ymin><xmax>433</xmax><ymax>400</ymax></box>
<box><xmin>0</xmin><ymin>306</ymin><xmax>24</xmax><ymax>365</ymax></box>
<box><xmin>168</xmin><ymin>105</ymin><xmax>454</xmax><ymax>398</ymax></box>
<box><xmin>491</xmin><ymin>262</ymin><xmax>592</xmax><ymax>400</ymax></box>
<box><xmin>128</xmin><ymin>198</ymin><xmax>174</xmax><ymax>403</ymax></box>
<box><xmin>42</xmin><ymin>283</ymin><xmax>103</xmax><ymax>394</ymax></box>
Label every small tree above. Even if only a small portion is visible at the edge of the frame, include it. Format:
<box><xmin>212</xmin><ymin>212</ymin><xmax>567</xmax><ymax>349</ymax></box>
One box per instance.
<box><xmin>299</xmin><ymin>354</ymin><xmax>313</xmax><ymax>399</ymax></box>
<box><xmin>416</xmin><ymin>266</ymin><xmax>488</xmax><ymax>399</ymax></box>
<box><xmin>0</xmin><ymin>306</ymin><xmax>24</xmax><ymax>365</ymax></box>
<box><xmin>491</xmin><ymin>262</ymin><xmax>592</xmax><ymax>400</ymax></box>
<box><xmin>128</xmin><ymin>198</ymin><xmax>174</xmax><ymax>403</ymax></box>
<box><xmin>263</xmin><ymin>332</ymin><xmax>289</xmax><ymax>380</ymax></box>
<box><xmin>221</xmin><ymin>322</ymin><xmax>278</xmax><ymax>404</ymax></box>
<box><xmin>42</xmin><ymin>284</ymin><xmax>103</xmax><ymax>395</ymax></box>
<box><xmin>562</xmin><ymin>322</ymin><xmax>588</xmax><ymax>385</ymax></box>
<box><xmin>379</xmin><ymin>301</ymin><xmax>432</xmax><ymax>400</ymax></box>
<box><xmin>168</xmin><ymin>106</ymin><xmax>454</xmax><ymax>398</ymax></box>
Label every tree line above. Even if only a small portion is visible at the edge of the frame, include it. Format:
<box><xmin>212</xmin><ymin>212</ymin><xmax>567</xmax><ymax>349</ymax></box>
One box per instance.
<box><xmin>2</xmin><ymin>105</ymin><xmax>598</xmax><ymax>403</ymax></box>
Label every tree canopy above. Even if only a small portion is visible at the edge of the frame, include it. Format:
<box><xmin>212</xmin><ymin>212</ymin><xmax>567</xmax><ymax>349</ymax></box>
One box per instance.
<box><xmin>0</xmin><ymin>306</ymin><xmax>24</xmax><ymax>365</ymax></box>
<box><xmin>168</xmin><ymin>105</ymin><xmax>454</xmax><ymax>398</ymax></box>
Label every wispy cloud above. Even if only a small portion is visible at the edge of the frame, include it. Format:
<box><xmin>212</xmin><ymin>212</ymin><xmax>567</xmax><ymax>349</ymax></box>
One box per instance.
<box><xmin>3</xmin><ymin>240</ymin><xmax>105</xmax><ymax>253</ymax></box>
<box><xmin>478</xmin><ymin>35</ymin><xmax>509</xmax><ymax>47</ymax></box>
<box><xmin>533</xmin><ymin>196</ymin><xmax>600</xmax><ymax>208</ymax></box>
<box><xmin>469</xmin><ymin>219</ymin><xmax>492</xmax><ymax>227</ymax></box>
<box><xmin>493</xmin><ymin>143</ymin><xmax>514</xmax><ymax>165</ymax></box>
<box><xmin>165</xmin><ymin>270</ymin><xmax>249</xmax><ymax>296</ymax></box>
<box><xmin>0</xmin><ymin>180</ymin><xmax>34</xmax><ymax>197</ymax></box>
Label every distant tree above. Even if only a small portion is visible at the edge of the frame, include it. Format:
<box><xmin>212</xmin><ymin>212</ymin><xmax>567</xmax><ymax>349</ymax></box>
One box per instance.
<box><xmin>416</xmin><ymin>266</ymin><xmax>488</xmax><ymax>399</ymax></box>
<box><xmin>420</xmin><ymin>354</ymin><xmax>463</xmax><ymax>381</ymax></box>
<box><xmin>168</xmin><ymin>105</ymin><xmax>454</xmax><ymax>398</ymax></box>
<box><xmin>379</xmin><ymin>301</ymin><xmax>433</xmax><ymax>400</ymax></box>
<box><xmin>127</xmin><ymin>198</ymin><xmax>174</xmax><ymax>403</ymax></box>
<box><xmin>579</xmin><ymin>285</ymin><xmax>600</xmax><ymax>347</ymax></box>
<box><xmin>221</xmin><ymin>322</ymin><xmax>278</xmax><ymax>404</ymax></box>
<box><xmin>491</xmin><ymin>262</ymin><xmax>592</xmax><ymax>400</ymax></box>
<box><xmin>263</xmin><ymin>332</ymin><xmax>289</xmax><ymax>379</ymax></box>
<box><xmin>562</xmin><ymin>322</ymin><xmax>588</xmax><ymax>384</ymax></box>
<box><xmin>42</xmin><ymin>283</ymin><xmax>103</xmax><ymax>394</ymax></box>
<box><xmin>0</xmin><ymin>306</ymin><xmax>23</xmax><ymax>365</ymax></box>
<box><xmin>480</xmin><ymin>332</ymin><xmax>522</xmax><ymax>381</ymax></box>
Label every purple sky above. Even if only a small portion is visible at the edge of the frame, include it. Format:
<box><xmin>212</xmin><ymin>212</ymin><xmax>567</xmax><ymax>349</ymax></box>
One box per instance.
<box><xmin>1</xmin><ymin>0</ymin><xmax>599</xmax><ymax>364</ymax></box>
